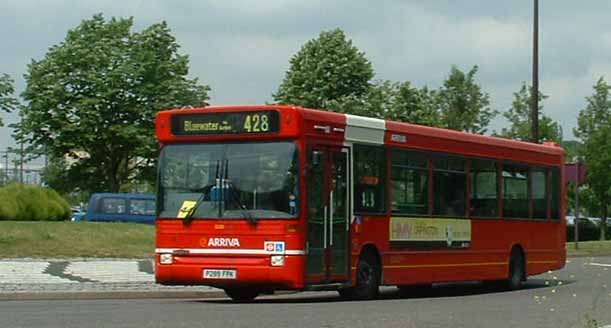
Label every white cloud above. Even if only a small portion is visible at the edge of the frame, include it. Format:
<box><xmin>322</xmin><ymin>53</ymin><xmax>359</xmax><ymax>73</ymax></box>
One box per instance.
<box><xmin>2</xmin><ymin>0</ymin><xmax>611</xmax><ymax>148</ymax></box>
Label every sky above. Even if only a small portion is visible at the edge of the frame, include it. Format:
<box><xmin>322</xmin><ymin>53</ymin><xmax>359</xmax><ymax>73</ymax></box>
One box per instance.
<box><xmin>2</xmin><ymin>0</ymin><xmax>611</xmax><ymax>153</ymax></box>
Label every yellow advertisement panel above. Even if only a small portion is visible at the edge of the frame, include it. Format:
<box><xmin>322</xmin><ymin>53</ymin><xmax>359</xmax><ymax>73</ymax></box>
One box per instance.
<box><xmin>389</xmin><ymin>217</ymin><xmax>471</xmax><ymax>248</ymax></box>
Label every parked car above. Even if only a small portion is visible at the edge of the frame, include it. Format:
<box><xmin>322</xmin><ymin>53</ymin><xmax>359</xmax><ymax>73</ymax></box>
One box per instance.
<box><xmin>84</xmin><ymin>193</ymin><xmax>156</xmax><ymax>224</ymax></box>
<box><xmin>566</xmin><ymin>215</ymin><xmax>601</xmax><ymax>226</ymax></box>
<box><xmin>71</xmin><ymin>207</ymin><xmax>87</xmax><ymax>222</ymax></box>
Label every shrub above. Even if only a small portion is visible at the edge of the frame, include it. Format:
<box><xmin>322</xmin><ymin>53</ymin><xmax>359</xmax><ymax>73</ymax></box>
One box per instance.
<box><xmin>567</xmin><ymin>220</ymin><xmax>611</xmax><ymax>241</ymax></box>
<box><xmin>0</xmin><ymin>188</ymin><xmax>19</xmax><ymax>220</ymax></box>
<box><xmin>0</xmin><ymin>184</ymin><xmax>71</xmax><ymax>221</ymax></box>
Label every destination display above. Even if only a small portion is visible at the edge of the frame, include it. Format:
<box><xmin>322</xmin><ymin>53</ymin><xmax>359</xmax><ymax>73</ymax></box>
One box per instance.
<box><xmin>171</xmin><ymin>111</ymin><xmax>280</xmax><ymax>135</ymax></box>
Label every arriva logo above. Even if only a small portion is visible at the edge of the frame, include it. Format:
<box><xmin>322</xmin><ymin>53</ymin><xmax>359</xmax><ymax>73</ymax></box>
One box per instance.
<box><xmin>206</xmin><ymin>237</ymin><xmax>240</xmax><ymax>247</ymax></box>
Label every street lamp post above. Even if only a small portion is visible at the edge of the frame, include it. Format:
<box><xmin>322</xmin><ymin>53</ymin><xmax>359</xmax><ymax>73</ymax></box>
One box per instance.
<box><xmin>531</xmin><ymin>0</ymin><xmax>539</xmax><ymax>143</ymax></box>
<box><xmin>3</xmin><ymin>151</ymin><xmax>8</xmax><ymax>184</ymax></box>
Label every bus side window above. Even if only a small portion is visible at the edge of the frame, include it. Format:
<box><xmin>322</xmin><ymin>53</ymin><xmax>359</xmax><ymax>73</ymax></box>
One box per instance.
<box><xmin>391</xmin><ymin>150</ymin><xmax>428</xmax><ymax>215</ymax></box>
<box><xmin>503</xmin><ymin>164</ymin><xmax>529</xmax><ymax>219</ymax></box>
<box><xmin>433</xmin><ymin>156</ymin><xmax>466</xmax><ymax>217</ymax></box>
<box><xmin>531</xmin><ymin>169</ymin><xmax>547</xmax><ymax>219</ymax></box>
<box><xmin>470</xmin><ymin>160</ymin><xmax>498</xmax><ymax>217</ymax></box>
<box><xmin>354</xmin><ymin>145</ymin><xmax>386</xmax><ymax>214</ymax></box>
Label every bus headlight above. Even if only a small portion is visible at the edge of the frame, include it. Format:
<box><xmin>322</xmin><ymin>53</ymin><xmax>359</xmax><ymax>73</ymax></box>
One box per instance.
<box><xmin>160</xmin><ymin>253</ymin><xmax>173</xmax><ymax>265</ymax></box>
<box><xmin>271</xmin><ymin>255</ymin><xmax>285</xmax><ymax>267</ymax></box>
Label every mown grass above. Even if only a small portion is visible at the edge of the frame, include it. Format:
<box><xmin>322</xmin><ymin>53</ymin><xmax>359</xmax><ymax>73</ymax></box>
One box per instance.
<box><xmin>0</xmin><ymin>221</ymin><xmax>155</xmax><ymax>258</ymax></box>
<box><xmin>566</xmin><ymin>240</ymin><xmax>611</xmax><ymax>257</ymax></box>
<box><xmin>1</xmin><ymin>221</ymin><xmax>611</xmax><ymax>259</ymax></box>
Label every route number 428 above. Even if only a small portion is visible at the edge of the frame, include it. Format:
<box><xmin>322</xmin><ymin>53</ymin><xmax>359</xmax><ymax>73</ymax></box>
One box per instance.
<box><xmin>243</xmin><ymin>114</ymin><xmax>270</xmax><ymax>133</ymax></box>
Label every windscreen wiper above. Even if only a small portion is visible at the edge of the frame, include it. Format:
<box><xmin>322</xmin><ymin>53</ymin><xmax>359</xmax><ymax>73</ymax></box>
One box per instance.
<box><xmin>224</xmin><ymin>159</ymin><xmax>258</xmax><ymax>225</ymax></box>
<box><xmin>184</xmin><ymin>160</ymin><xmax>220</xmax><ymax>224</ymax></box>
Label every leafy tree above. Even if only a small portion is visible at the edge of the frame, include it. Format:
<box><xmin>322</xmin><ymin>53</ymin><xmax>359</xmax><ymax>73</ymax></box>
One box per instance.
<box><xmin>16</xmin><ymin>14</ymin><xmax>210</xmax><ymax>192</ymax></box>
<box><xmin>326</xmin><ymin>80</ymin><xmax>395</xmax><ymax>118</ymax></box>
<box><xmin>561</xmin><ymin>140</ymin><xmax>582</xmax><ymax>163</ymax></box>
<box><xmin>327</xmin><ymin>80</ymin><xmax>441</xmax><ymax>127</ymax></box>
<box><xmin>499</xmin><ymin>82</ymin><xmax>563</xmax><ymax>143</ymax></box>
<box><xmin>436</xmin><ymin>66</ymin><xmax>496</xmax><ymax>134</ymax></box>
<box><xmin>575</xmin><ymin>77</ymin><xmax>611</xmax><ymax>240</ymax></box>
<box><xmin>581</xmin><ymin>124</ymin><xmax>611</xmax><ymax>240</ymax></box>
<box><xmin>390</xmin><ymin>83</ymin><xmax>440</xmax><ymax>127</ymax></box>
<box><xmin>0</xmin><ymin>73</ymin><xmax>18</xmax><ymax>127</ymax></box>
<box><xmin>575</xmin><ymin>77</ymin><xmax>611</xmax><ymax>140</ymax></box>
<box><xmin>273</xmin><ymin>28</ymin><xmax>374</xmax><ymax>110</ymax></box>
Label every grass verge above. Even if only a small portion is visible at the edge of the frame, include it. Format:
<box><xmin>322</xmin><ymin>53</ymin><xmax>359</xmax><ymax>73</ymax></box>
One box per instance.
<box><xmin>566</xmin><ymin>240</ymin><xmax>611</xmax><ymax>257</ymax></box>
<box><xmin>2</xmin><ymin>221</ymin><xmax>611</xmax><ymax>259</ymax></box>
<box><xmin>0</xmin><ymin>221</ymin><xmax>154</xmax><ymax>258</ymax></box>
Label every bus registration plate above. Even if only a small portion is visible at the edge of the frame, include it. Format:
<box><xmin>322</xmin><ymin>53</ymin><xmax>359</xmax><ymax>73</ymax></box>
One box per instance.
<box><xmin>203</xmin><ymin>269</ymin><xmax>237</xmax><ymax>279</ymax></box>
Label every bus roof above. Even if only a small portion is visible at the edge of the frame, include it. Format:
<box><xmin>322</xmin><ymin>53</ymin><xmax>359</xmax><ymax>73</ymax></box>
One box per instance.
<box><xmin>156</xmin><ymin>105</ymin><xmax>564</xmax><ymax>161</ymax></box>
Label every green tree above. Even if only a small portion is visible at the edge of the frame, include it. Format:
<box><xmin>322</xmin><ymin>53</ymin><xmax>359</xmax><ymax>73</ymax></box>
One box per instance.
<box><xmin>16</xmin><ymin>14</ymin><xmax>210</xmax><ymax>192</ymax></box>
<box><xmin>0</xmin><ymin>73</ymin><xmax>18</xmax><ymax>127</ymax></box>
<box><xmin>273</xmin><ymin>28</ymin><xmax>374</xmax><ymax>110</ymax></box>
<box><xmin>575</xmin><ymin>77</ymin><xmax>611</xmax><ymax>240</ymax></box>
<box><xmin>436</xmin><ymin>66</ymin><xmax>496</xmax><ymax>134</ymax></box>
<box><xmin>327</xmin><ymin>80</ymin><xmax>441</xmax><ymax>127</ymax></box>
<box><xmin>390</xmin><ymin>83</ymin><xmax>440</xmax><ymax>127</ymax></box>
<box><xmin>326</xmin><ymin>80</ymin><xmax>395</xmax><ymax>118</ymax></box>
<box><xmin>575</xmin><ymin>77</ymin><xmax>611</xmax><ymax>140</ymax></box>
<box><xmin>581</xmin><ymin>124</ymin><xmax>611</xmax><ymax>240</ymax></box>
<box><xmin>561</xmin><ymin>140</ymin><xmax>582</xmax><ymax>163</ymax></box>
<box><xmin>499</xmin><ymin>82</ymin><xmax>563</xmax><ymax>143</ymax></box>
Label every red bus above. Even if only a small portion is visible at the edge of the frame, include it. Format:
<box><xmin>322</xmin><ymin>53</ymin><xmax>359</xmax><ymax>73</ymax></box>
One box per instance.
<box><xmin>155</xmin><ymin>105</ymin><xmax>566</xmax><ymax>301</ymax></box>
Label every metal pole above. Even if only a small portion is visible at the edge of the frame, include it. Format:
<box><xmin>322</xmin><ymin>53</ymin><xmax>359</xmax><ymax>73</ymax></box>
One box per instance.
<box><xmin>2</xmin><ymin>151</ymin><xmax>7</xmax><ymax>185</ymax></box>
<box><xmin>5</xmin><ymin>151</ymin><xmax>9</xmax><ymax>183</ymax></box>
<box><xmin>574</xmin><ymin>161</ymin><xmax>580</xmax><ymax>250</ymax></box>
<box><xmin>19</xmin><ymin>141</ymin><xmax>24</xmax><ymax>184</ymax></box>
<box><xmin>531</xmin><ymin>0</ymin><xmax>540</xmax><ymax>143</ymax></box>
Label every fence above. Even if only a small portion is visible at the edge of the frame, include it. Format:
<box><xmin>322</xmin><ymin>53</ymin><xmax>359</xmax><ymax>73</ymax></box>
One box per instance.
<box><xmin>0</xmin><ymin>149</ymin><xmax>45</xmax><ymax>186</ymax></box>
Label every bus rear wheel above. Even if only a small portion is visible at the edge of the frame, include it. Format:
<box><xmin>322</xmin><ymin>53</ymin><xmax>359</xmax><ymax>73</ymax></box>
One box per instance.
<box><xmin>224</xmin><ymin>288</ymin><xmax>259</xmax><ymax>302</ymax></box>
<box><xmin>506</xmin><ymin>250</ymin><xmax>525</xmax><ymax>290</ymax></box>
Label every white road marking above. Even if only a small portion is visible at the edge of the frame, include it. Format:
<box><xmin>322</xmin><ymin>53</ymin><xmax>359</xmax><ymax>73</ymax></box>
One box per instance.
<box><xmin>587</xmin><ymin>262</ymin><xmax>611</xmax><ymax>267</ymax></box>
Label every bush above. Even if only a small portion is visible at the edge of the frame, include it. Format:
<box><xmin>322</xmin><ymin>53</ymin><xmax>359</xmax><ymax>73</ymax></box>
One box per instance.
<box><xmin>0</xmin><ymin>184</ymin><xmax>71</xmax><ymax>221</ymax></box>
<box><xmin>567</xmin><ymin>220</ymin><xmax>611</xmax><ymax>241</ymax></box>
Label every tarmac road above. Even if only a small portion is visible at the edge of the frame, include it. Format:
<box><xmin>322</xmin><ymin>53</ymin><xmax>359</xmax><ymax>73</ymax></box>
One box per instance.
<box><xmin>1</xmin><ymin>256</ymin><xmax>610</xmax><ymax>328</ymax></box>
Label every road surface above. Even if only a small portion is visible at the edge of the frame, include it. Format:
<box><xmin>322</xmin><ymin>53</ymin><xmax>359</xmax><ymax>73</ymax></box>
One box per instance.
<box><xmin>1</xmin><ymin>256</ymin><xmax>610</xmax><ymax>328</ymax></box>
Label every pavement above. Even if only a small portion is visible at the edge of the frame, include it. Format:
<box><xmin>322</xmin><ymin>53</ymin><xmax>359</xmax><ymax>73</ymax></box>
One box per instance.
<box><xmin>2</xmin><ymin>256</ymin><xmax>610</xmax><ymax>301</ymax></box>
<box><xmin>0</xmin><ymin>258</ymin><xmax>223</xmax><ymax>300</ymax></box>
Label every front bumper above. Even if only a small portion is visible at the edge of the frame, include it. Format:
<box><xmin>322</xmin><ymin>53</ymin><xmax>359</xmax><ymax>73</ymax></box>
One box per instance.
<box><xmin>155</xmin><ymin>254</ymin><xmax>305</xmax><ymax>290</ymax></box>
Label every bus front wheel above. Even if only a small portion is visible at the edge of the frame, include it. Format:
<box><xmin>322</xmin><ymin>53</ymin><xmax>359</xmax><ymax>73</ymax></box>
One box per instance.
<box><xmin>224</xmin><ymin>288</ymin><xmax>259</xmax><ymax>302</ymax></box>
<box><xmin>339</xmin><ymin>251</ymin><xmax>380</xmax><ymax>300</ymax></box>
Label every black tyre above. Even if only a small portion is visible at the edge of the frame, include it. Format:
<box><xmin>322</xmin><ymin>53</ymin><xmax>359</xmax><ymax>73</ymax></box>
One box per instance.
<box><xmin>224</xmin><ymin>287</ymin><xmax>259</xmax><ymax>302</ymax></box>
<box><xmin>339</xmin><ymin>251</ymin><xmax>380</xmax><ymax>300</ymax></box>
<box><xmin>506</xmin><ymin>250</ymin><xmax>525</xmax><ymax>290</ymax></box>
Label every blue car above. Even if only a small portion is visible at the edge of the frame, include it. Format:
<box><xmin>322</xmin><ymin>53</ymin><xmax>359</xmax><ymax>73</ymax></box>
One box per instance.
<box><xmin>84</xmin><ymin>193</ymin><xmax>156</xmax><ymax>224</ymax></box>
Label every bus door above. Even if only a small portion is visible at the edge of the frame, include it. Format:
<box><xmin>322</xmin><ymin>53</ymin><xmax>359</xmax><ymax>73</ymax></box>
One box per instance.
<box><xmin>306</xmin><ymin>146</ymin><xmax>350</xmax><ymax>284</ymax></box>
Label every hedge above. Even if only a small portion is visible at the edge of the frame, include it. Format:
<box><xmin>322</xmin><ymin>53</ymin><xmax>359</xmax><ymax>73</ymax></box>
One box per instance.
<box><xmin>567</xmin><ymin>221</ymin><xmax>611</xmax><ymax>242</ymax></box>
<box><xmin>0</xmin><ymin>184</ymin><xmax>71</xmax><ymax>221</ymax></box>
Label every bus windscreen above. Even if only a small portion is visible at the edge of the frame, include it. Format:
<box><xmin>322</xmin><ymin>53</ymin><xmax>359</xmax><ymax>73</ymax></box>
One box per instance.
<box><xmin>158</xmin><ymin>141</ymin><xmax>298</xmax><ymax>220</ymax></box>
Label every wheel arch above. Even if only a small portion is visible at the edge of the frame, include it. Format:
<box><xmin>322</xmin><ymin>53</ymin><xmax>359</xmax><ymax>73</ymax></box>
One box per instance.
<box><xmin>358</xmin><ymin>243</ymin><xmax>382</xmax><ymax>281</ymax></box>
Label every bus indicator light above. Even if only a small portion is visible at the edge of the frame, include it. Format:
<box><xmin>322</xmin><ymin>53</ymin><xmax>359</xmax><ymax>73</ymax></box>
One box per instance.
<box><xmin>160</xmin><ymin>254</ymin><xmax>173</xmax><ymax>265</ymax></box>
<box><xmin>271</xmin><ymin>255</ymin><xmax>285</xmax><ymax>267</ymax></box>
